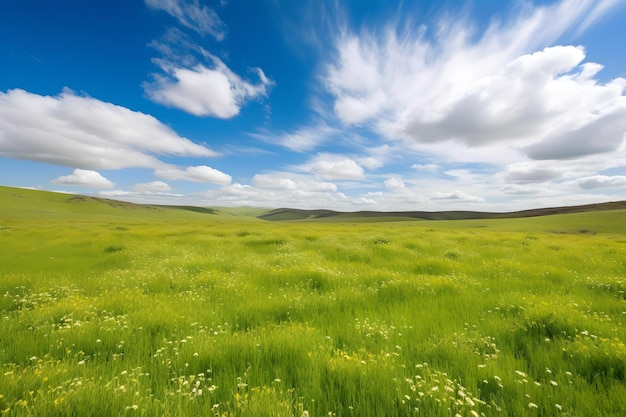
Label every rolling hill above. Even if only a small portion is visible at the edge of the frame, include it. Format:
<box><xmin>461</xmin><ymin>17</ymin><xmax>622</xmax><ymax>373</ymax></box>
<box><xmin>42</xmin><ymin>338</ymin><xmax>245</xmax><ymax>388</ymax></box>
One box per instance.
<box><xmin>3</xmin><ymin>185</ymin><xmax>626</xmax><ymax>223</ymax></box>
<box><xmin>257</xmin><ymin>201</ymin><xmax>626</xmax><ymax>221</ymax></box>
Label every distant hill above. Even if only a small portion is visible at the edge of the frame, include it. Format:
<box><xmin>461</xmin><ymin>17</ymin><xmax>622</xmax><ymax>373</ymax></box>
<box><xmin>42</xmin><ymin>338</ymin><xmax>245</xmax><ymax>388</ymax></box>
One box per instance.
<box><xmin>258</xmin><ymin>201</ymin><xmax>626</xmax><ymax>222</ymax></box>
<box><xmin>0</xmin><ymin>186</ymin><xmax>220</xmax><ymax>220</ymax></box>
<box><xmin>3</xmin><ymin>185</ymin><xmax>626</xmax><ymax>223</ymax></box>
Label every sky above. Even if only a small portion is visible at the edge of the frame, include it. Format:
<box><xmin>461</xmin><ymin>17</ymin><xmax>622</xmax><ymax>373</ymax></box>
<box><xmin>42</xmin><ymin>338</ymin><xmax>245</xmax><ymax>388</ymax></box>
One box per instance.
<box><xmin>1</xmin><ymin>0</ymin><xmax>626</xmax><ymax>212</ymax></box>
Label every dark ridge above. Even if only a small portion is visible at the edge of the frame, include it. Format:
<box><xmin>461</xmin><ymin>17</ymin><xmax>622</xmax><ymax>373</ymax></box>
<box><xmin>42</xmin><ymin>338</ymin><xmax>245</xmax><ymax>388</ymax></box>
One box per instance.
<box><xmin>258</xmin><ymin>201</ymin><xmax>626</xmax><ymax>222</ymax></box>
<box><xmin>257</xmin><ymin>208</ymin><xmax>338</xmax><ymax>221</ymax></box>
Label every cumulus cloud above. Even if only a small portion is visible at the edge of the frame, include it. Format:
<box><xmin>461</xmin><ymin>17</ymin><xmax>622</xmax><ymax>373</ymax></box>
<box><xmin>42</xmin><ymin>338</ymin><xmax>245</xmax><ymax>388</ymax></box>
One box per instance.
<box><xmin>323</xmin><ymin>0</ymin><xmax>626</xmax><ymax>160</ymax></box>
<box><xmin>525</xmin><ymin>106</ymin><xmax>626</xmax><ymax>159</ymax></box>
<box><xmin>146</xmin><ymin>59</ymin><xmax>272</xmax><ymax>118</ymax></box>
<box><xmin>145</xmin><ymin>30</ymin><xmax>273</xmax><ymax>118</ymax></box>
<box><xmin>145</xmin><ymin>0</ymin><xmax>226</xmax><ymax>39</ymax></box>
<box><xmin>155</xmin><ymin>165</ymin><xmax>232</xmax><ymax>184</ymax></box>
<box><xmin>132</xmin><ymin>181</ymin><xmax>173</xmax><ymax>192</ymax></box>
<box><xmin>384</xmin><ymin>177</ymin><xmax>405</xmax><ymax>189</ymax></box>
<box><xmin>305</xmin><ymin>154</ymin><xmax>365</xmax><ymax>180</ymax></box>
<box><xmin>0</xmin><ymin>88</ymin><xmax>217</xmax><ymax>170</ymax></box>
<box><xmin>52</xmin><ymin>169</ymin><xmax>114</xmax><ymax>188</ymax></box>
<box><xmin>575</xmin><ymin>175</ymin><xmax>626</xmax><ymax>189</ymax></box>
<box><xmin>358</xmin><ymin>156</ymin><xmax>384</xmax><ymax>170</ymax></box>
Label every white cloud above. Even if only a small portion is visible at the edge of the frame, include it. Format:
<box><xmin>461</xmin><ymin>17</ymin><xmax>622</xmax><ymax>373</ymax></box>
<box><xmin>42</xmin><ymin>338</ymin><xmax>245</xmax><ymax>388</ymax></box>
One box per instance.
<box><xmin>358</xmin><ymin>156</ymin><xmax>384</xmax><ymax>170</ymax></box>
<box><xmin>525</xmin><ymin>105</ymin><xmax>626</xmax><ymax>159</ymax></box>
<box><xmin>145</xmin><ymin>31</ymin><xmax>273</xmax><ymax>119</ymax></box>
<box><xmin>52</xmin><ymin>169</ymin><xmax>114</xmax><ymax>188</ymax></box>
<box><xmin>132</xmin><ymin>181</ymin><xmax>173</xmax><ymax>192</ymax></box>
<box><xmin>499</xmin><ymin>163</ymin><xmax>563</xmax><ymax>184</ymax></box>
<box><xmin>576</xmin><ymin>0</ymin><xmax>623</xmax><ymax>34</ymax></box>
<box><xmin>323</xmin><ymin>0</ymin><xmax>626</xmax><ymax>161</ymax></box>
<box><xmin>250</xmin><ymin>124</ymin><xmax>337</xmax><ymax>152</ymax></box>
<box><xmin>194</xmin><ymin>180</ymin><xmax>349</xmax><ymax>210</ymax></box>
<box><xmin>575</xmin><ymin>175</ymin><xmax>626</xmax><ymax>189</ymax></box>
<box><xmin>146</xmin><ymin>59</ymin><xmax>272</xmax><ymax>118</ymax></box>
<box><xmin>253</xmin><ymin>173</ymin><xmax>337</xmax><ymax>192</ymax></box>
<box><xmin>145</xmin><ymin>0</ymin><xmax>226</xmax><ymax>39</ymax></box>
<box><xmin>155</xmin><ymin>165</ymin><xmax>232</xmax><ymax>184</ymax></box>
<box><xmin>384</xmin><ymin>177</ymin><xmax>405</xmax><ymax>189</ymax></box>
<box><xmin>306</xmin><ymin>154</ymin><xmax>365</xmax><ymax>180</ymax></box>
<box><xmin>430</xmin><ymin>190</ymin><xmax>485</xmax><ymax>203</ymax></box>
<box><xmin>499</xmin><ymin>184</ymin><xmax>547</xmax><ymax>195</ymax></box>
<box><xmin>0</xmin><ymin>88</ymin><xmax>216</xmax><ymax>170</ymax></box>
<box><xmin>253</xmin><ymin>174</ymin><xmax>297</xmax><ymax>190</ymax></box>
<box><xmin>412</xmin><ymin>163</ymin><xmax>438</xmax><ymax>171</ymax></box>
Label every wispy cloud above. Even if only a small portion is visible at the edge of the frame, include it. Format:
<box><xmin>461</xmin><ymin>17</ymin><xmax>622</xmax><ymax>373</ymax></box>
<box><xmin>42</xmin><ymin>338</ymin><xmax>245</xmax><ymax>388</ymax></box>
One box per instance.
<box><xmin>145</xmin><ymin>0</ymin><xmax>227</xmax><ymax>39</ymax></box>
<box><xmin>250</xmin><ymin>123</ymin><xmax>337</xmax><ymax>152</ymax></box>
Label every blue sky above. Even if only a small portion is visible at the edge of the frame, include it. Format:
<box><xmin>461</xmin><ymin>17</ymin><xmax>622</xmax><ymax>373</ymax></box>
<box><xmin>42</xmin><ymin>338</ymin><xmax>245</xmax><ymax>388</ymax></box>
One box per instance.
<box><xmin>2</xmin><ymin>0</ymin><xmax>626</xmax><ymax>211</ymax></box>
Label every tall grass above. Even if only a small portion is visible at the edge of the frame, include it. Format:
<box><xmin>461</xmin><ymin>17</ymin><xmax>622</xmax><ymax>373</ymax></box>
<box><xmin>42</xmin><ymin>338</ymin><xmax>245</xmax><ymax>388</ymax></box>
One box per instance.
<box><xmin>1</xmin><ymin>195</ymin><xmax>625</xmax><ymax>415</ymax></box>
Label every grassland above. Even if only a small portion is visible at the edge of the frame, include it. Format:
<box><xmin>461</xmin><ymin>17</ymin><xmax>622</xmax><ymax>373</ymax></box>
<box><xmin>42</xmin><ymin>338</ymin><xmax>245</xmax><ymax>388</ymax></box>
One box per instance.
<box><xmin>1</xmin><ymin>186</ymin><xmax>625</xmax><ymax>416</ymax></box>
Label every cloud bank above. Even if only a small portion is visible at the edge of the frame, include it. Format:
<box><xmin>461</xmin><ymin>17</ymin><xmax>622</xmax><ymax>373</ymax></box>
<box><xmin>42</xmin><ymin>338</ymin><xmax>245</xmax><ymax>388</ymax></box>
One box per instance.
<box><xmin>323</xmin><ymin>0</ymin><xmax>626</xmax><ymax>162</ymax></box>
<box><xmin>0</xmin><ymin>88</ymin><xmax>217</xmax><ymax>170</ymax></box>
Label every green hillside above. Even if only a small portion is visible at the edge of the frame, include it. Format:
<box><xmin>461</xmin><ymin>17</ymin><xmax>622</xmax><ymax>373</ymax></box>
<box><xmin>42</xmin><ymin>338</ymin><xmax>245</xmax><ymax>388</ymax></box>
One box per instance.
<box><xmin>0</xmin><ymin>186</ymin><xmax>259</xmax><ymax>222</ymax></box>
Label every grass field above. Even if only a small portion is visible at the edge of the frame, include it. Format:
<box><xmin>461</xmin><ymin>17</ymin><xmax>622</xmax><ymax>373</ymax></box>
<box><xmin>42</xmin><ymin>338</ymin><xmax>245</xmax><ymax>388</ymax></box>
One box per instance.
<box><xmin>1</xmin><ymin>186</ymin><xmax>625</xmax><ymax>416</ymax></box>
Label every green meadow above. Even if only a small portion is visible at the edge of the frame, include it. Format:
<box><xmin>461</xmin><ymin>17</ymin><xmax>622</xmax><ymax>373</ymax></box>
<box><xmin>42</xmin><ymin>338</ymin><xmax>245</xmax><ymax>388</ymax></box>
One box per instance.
<box><xmin>1</xmin><ymin>186</ymin><xmax>625</xmax><ymax>416</ymax></box>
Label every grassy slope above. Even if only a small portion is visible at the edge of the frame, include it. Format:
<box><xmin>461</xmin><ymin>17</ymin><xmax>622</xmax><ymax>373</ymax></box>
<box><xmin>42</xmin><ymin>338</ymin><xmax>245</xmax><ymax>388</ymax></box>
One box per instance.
<box><xmin>0</xmin><ymin>186</ymin><xmax>264</xmax><ymax>222</ymax></box>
